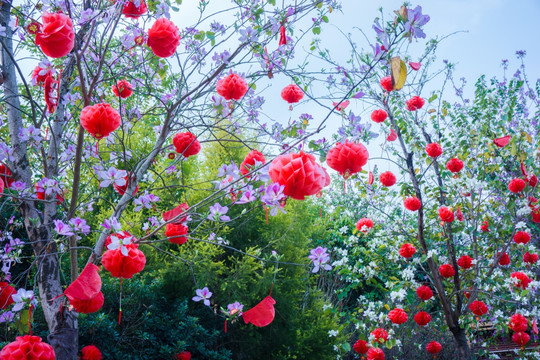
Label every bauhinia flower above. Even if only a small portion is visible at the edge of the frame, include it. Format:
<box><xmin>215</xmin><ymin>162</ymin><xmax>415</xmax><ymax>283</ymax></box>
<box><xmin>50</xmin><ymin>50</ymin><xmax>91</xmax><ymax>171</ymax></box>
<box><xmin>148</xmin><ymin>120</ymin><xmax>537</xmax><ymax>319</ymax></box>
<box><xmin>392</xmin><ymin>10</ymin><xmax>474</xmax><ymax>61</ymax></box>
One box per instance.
<box><xmin>308</xmin><ymin>246</ymin><xmax>332</xmax><ymax>273</ymax></box>
<box><xmin>208</xmin><ymin>203</ymin><xmax>231</xmax><ymax>222</ymax></box>
<box><xmin>107</xmin><ymin>233</ymin><xmax>134</xmax><ymax>256</ymax></box>
<box><xmin>192</xmin><ymin>287</ymin><xmax>213</xmax><ymax>306</ymax></box>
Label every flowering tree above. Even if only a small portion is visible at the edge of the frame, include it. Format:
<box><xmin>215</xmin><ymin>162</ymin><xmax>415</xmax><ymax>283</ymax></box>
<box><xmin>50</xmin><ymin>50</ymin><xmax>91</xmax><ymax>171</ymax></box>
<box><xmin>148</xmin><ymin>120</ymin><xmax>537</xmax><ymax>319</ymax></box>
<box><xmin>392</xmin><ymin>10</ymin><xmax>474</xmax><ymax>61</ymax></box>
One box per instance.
<box><xmin>307</xmin><ymin>7</ymin><xmax>539</xmax><ymax>359</ymax></box>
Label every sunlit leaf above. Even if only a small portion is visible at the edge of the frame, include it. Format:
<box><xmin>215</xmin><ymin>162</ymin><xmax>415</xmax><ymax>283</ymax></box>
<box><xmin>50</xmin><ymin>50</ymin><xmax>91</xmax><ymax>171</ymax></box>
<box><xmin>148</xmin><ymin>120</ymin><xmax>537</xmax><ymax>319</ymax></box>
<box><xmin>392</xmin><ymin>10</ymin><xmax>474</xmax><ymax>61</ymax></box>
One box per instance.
<box><xmin>390</xmin><ymin>57</ymin><xmax>407</xmax><ymax>90</ymax></box>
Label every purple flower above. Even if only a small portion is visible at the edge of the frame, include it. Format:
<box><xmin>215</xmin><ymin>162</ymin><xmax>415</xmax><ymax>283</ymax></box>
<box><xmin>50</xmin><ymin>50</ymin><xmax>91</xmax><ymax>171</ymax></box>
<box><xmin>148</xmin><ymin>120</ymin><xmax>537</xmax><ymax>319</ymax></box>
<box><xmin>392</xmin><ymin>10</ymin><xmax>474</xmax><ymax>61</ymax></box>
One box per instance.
<box><xmin>107</xmin><ymin>233</ymin><xmax>133</xmax><ymax>256</ymax></box>
<box><xmin>98</xmin><ymin>167</ymin><xmax>127</xmax><ymax>188</ymax></box>
<box><xmin>260</xmin><ymin>183</ymin><xmax>287</xmax><ymax>216</ymax></box>
<box><xmin>133</xmin><ymin>192</ymin><xmax>160</xmax><ymax>212</ymax></box>
<box><xmin>226</xmin><ymin>301</ymin><xmax>244</xmax><ymax>316</ymax></box>
<box><xmin>308</xmin><ymin>246</ymin><xmax>332</xmax><ymax>273</ymax></box>
<box><xmin>69</xmin><ymin>217</ymin><xmax>91</xmax><ymax>235</ymax></box>
<box><xmin>404</xmin><ymin>6</ymin><xmax>430</xmax><ymax>39</ymax></box>
<box><xmin>53</xmin><ymin>220</ymin><xmax>74</xmax><ymax>236</ymax></box>
<box><xmin>208</xmin><ymin>203</ymin><xmax>230</xmax><ymax>222</ymax></box>
<box><xmin>78</xmin><ymin>8</ymin><xmax>96</xmax><ymax>25</ymax></box>
<box><xmin>0</xmin><ymin>311</ymin><xmax>14</xmax><ymax>323</ymax></box>
<box><xmin>238</xmin><ymin>26</ymin><xmax>258</xmax><ymax>43</ymax></box>
<box><xmin>10</xmin><ymin>181</ymin><xmax>26</xmax><ymax>192</ymax></box>
<box><xmin>192</xmin><ymin>287</ymin><xmax>213</xmax><ymax>306</ymax></box>
<box><xmin>236</xmin><ymin>186</ymin><xmax>256</xmax><ymax>204</ymax></box>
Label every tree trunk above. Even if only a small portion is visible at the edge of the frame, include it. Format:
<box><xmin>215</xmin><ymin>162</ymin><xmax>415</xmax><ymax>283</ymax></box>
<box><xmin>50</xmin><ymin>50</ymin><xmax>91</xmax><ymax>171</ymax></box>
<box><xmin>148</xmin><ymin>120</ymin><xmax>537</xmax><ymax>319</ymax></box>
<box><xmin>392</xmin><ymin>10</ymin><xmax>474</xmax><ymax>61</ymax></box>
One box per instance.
<box><xmin>450</xmin><ymin>326</ymin><xmax>472</xmax><ymax>360</ymax></box>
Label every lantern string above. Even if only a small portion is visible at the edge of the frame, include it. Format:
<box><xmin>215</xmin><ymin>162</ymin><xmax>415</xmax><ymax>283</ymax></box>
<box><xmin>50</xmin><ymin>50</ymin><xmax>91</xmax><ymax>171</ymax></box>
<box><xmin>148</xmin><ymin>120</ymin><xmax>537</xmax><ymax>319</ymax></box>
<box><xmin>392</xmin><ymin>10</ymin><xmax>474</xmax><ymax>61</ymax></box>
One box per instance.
<box><xmin>28</xmin><ymin>304</ymin><xmax>34</xmax><ymax>336</ymax></box>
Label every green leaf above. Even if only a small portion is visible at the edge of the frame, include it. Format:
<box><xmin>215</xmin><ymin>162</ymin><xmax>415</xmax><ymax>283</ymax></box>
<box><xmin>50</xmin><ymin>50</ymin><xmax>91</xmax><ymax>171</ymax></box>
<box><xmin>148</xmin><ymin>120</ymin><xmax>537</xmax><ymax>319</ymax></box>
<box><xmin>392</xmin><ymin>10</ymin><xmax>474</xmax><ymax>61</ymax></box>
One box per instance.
<box><xmin>312</xmin><ymin>27</ymin><xmax>321</xmax><ymax>35</ymax></box>
<box><xmin>429</xmin><ymin>94</ymin><xmax>438</xmax><ymax>103</ymax></box>
<box><xmin>322</xmin><ymin>15</ymin><xmax>329</xmax><ymax>23</ymax></box>
<box><xmin>341</xmin><ymin>343</ymin><xmax>351</xmax><ymax>352</ymax></box>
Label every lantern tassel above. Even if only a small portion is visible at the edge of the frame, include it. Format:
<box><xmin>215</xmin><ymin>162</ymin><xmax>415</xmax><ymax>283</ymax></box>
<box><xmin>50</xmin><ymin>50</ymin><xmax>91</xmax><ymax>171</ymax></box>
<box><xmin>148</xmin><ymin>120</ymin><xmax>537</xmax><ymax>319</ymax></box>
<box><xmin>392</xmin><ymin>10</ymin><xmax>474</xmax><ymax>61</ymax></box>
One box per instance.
<box><xmin>343</xmin><ymin>180</ymin><xmax>346</xmax><ymax>193</ymax></box>
<box><xmin>265</xmin><ymin>207</ymin><xmax>268</xmax><ymax>225</ymax></box>
<box><xmin>28</xmin><ymin>305</ymin><xmax>34</xmax><ymax>335</ymax></box>
<box><xmin>319</xmin><ymin>207</ymin><xmax>322</xmax><ymax>218</ymax></box>
<box><xmin>118</xmin><ymin>279</ymin><xmax>123</xmax><ymax>325</ymax></box>
<box><xmin>224</xmin><ymin>319</ymin><xmax>227</xmax><ymax>333</ymax></box>
<box><xmin>95</xmin><ymin>140</ymin><xmax>99</xmax><ymax>156</ymax></box>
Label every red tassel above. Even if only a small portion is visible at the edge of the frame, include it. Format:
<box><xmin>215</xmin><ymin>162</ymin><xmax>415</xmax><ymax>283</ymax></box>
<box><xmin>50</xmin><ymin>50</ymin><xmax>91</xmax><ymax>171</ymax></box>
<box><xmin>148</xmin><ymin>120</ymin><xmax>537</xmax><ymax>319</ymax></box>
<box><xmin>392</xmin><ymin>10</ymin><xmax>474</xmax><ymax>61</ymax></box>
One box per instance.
<box><xmin>224</xmin><ymin>319</ymin><xmax>227</xmax><ymax>333</ymax></box>
<box><xmin>95</xmin><ymin>140</ymin><xmax>99</xmax><ymax>156</ymax></box>
<box><xmin>265</xmin><ymin>206</ymin><xmax>269</xmax><ymax>225</ymax></box>
<box><xmin>279</xmin><ymin>25</ymin><xmax>287</xmax><ymax>46</ymax></box>
<box><xmin>118</xmin><ymin>308</ymin><xmax>122</xmax><ymax>325</ymax></box>
<box><xmin>118</xmin><ymin>279</ymin><xmax>123</xmax><ymax>325</ymax></box>
<box><xmin>319</xmin><ymin>207</ymin><xmax>322</xmax><ymax>218</ymax></box>
<box><xmin>28</xmin><ymin>305</ymin><xmax>34</xmax><ymax>335</ymax></box>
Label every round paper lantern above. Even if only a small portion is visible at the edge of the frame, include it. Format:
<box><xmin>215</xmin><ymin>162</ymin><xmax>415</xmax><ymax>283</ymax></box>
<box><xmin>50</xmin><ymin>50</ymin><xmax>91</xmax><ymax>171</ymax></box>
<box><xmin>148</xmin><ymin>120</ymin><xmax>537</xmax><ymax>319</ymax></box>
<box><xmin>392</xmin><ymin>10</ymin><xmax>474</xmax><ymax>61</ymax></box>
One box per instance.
<box><xmin>281</xmin><ymin>84</ymin><xmax>304</xmax><ymax>104</ymax></box>
<box><xmin>216</xmin><ymin>73</ymin><xmax>248</xmax><ymax>101</ymax></box>
<box><xmin>176</xmin><ymin>351</ymin><xmax>191</xmax><ymax>360</ymax></box>
<box><xmin>102</xmin><ymin>233</ymin><xmax>146</xmax><ymax>279</ymax></box>
<box><xmin>0</xmin><ymin>164</ymin><xmax>14</xmax><ymax>188</ymax></box>
<box><xmin>529</xmin><ymin>174</ymin><xmax>538</xmax><ymax>187</ymax></box>
<box><xmin>416</xmin><ymin>285</ymin><xmax>433</xmax><ymax>301</ymax></box>
<box><xmin>0</xmin><ymin>335</ymin><xmax>55</xmax><ymax>360</ymax></box>
<box><xmin>122</xmin><ymin>0</ymin><xmax>147</xmax><ymax>19</ymax></box>
<box><xmin>380</xmin><ymin>76</ymin><xmax>392</xmax><ymax>92</ymax></box>
<box><xmin>438</xmin><ymin>207</ymin><xmax>454</xmax><ymax>223</ymax></box>
<box><xmin>111</xmin><ymin>80</ymin><xmax>133</xmax><ymax>98</ymax></box>
<box><xmin>269</xmin><ymin>151</ymin><xmax>327</xmax><ymax>200</ymax></box>
<box><xmin>379</xmin><ymin>171</ymin><xmax>396</xmax><ymax>187</ymax></box>
<box><xmin>404</xmin><ymin>196</ymin><xmax>421</xmax><ymax>211</ymax></box>
<box><xmin>457</xmin><ymin>255</ymin><xmax>473</xmax><ymax>269</ymax></box>
<box><xmin>387</xmin><ymin>129</ymin><xmax>397</xmax><ymax>141</ymax></box>
<box><xmin>367</xmin><ymin>347</ymin><xmax>385</xmax><ymax>360</ymax></box>
<box><xmin>398</xmin><ymin>243</ymin><xmax>416</xmax><ymax>259</ymax></box>
<box><xmin>326</xmin><ymin>140</ymin><xmax>369</xmax><ymax>178</ymax></box>
<box><xmin>63</xmin><ymin>263</ymin><xmax>103</xmax><ymax>314</ymax></box>
<box><xmin>370</xmin><ymin>328</ymin><xmax>388</xmax><ymax>343</ymax></box>
<box><xmin>35</xmin><ymin>12</ymin><xmax>75</xmax><ymax>58</ymax></box>
<box><xmin>509</xmin><ymin>313</ymin><xmax>528</xmax><ymax>332</ymax></box>
<box><xmin>469</xmin><ymin>300</ymin><xmax>488</xmax><ymax>316</ymax></box>
<box><xmin>426</xmin><ymin>341</ymin><xmax>442</xmax><ymax>354</ymax></box>
<box><xmin>511</xmin><ymin>272</ymin><xmax>532</xmax><ymax>290</ymax></box>
<box><xmin>371</xmin><ymin>109</ymin><xmax>387</xmax><ymax>123</ymax></box>
<box><xmin>356</xmin><ymin>218</ymin><xmax>374</xmax><ymax>233</ymax></box>
<box><xmin>114</xmin><ymin>173</ymin><xmax>139</xmax><ymax>196</ymax></box>
<box><xmin>508</xmin><ymin>178</ymin><xmax>526</xmax><ymax>193</ymax></box>
<box><xmin>173</xmin><ymin>132</ymin><xmax>201</xmax><ymax>158</ymax></box>
<box><xmin>165</xmin><ymin>223</ymin><xmax>188</xmax><ymax>244</ymax></box>
<box><xmin>439</xmin><ymin>264</ymin><xmax>455</xmax><ymax>278</ymax></box>
<box><xmin>514</xmin><ymin>231</ymin><xmax>530</xmax><ymax>245</ymax></box>
<box><xmin>425</xmin><ymin>143</ymin><xmax>443</xmax><ymax>158</ymax></box>
<box><xmin>163</xmin><ymin>203</ymin><xmax>190</xmax><ymax>224</ymax></box>
<box><xmin>352</xmin><ymin>339</ymin><xmax>369</xmax><ymax>354</ymax></box>
<box><xmin>523</xmin><ymin>252</ymin><xmax>539</xmax><ymax>265</ymax></box>
<box><xmin>81</xmin><ymin>345</ymin><xmax>102</xmax><ymax>360</ymax></box>
<box><xmin>69</xmin><ymin>291</ymin><xmax>104</xmax><ymax>314</ymax></box>
<box><xmin>147</xmin><ymin>18</ymin><xmax>181</xmax><ymax>58</ymax></box>
<box><xmin>406</xmin><ymin>96</ymin><xmax>425</xmax><ymax>111</ymax></box>
<box><xmin>240</xmin><ymin>150</ymin><xmax>265</xmax><ymax>176</ymax></box>
<box><xmin>480</xmin><ymin>220</ymin><xmax>489</xmax><ymax>232</ymax></box>
<box><xmin>80</xmin><ymin>103</ymin><xmax>121</xmax><ymax>140</ymax></box>
<box><xmin>512</xmin><ymin>332</ymin><xmax>530</xmax><ymax>347</ymax></box>
<box><xmin>0</xmin><ymin>282</ymin><xmax>16</xmax><ymax>309</ymax></box>
<box><xmin>388</xmin><ymin>308</ymin><xmax>408</xmax><ymax>325</ymax></box>
<box><xmin>446</xmin><ymin>158</ymin><xmax>464</xmax><ymax>173</ymax></box>
<box><xmin>31</xmin><ymin>66</ymin><xmax>50</xmax><ymax>86</ymax></box>
<box><xmin>498</xmin><ymin>252</ymin><xmax>510</xmax><ymax>266</ymax></box>
<box><xmin>532</xmin><ymin>207</ymin><xmax>540</xmax><ymax>223</ymax></box>
<box><xmin>414</xmin><ymin>311</ymin><xmax>431</xmax><ymax>326</ymax></box>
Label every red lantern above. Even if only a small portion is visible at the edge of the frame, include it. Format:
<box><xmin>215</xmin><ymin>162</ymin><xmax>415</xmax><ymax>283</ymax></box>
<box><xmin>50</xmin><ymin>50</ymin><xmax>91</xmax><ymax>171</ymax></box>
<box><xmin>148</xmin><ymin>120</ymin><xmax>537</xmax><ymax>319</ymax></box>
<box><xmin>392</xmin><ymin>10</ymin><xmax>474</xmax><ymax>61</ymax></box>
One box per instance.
<box><xmin>240</xmin><ymin>150</ymin><xmax>265</xmax><ymax>176</ymax></box>
<box><xmin>0</xmin><ymin>336</ymin><xmax>55</xmax><ymax>359</ymax></box>
<box><xmin>35</xmin><ymin>12</ymin><xmax>75</xmax><ymax>58</ymax></box>
<box><xmin>114</xmin><ymin>173</ymin><xmax>139</xmax><ymax>196</ymax></box>
<box><xmin>439</xmin><ymin>264</ymin><xmax>455</xmax><ymax>278</ymax></box>
<box><xmin>69</xmin><ymin>292</ymin><xmax>104</xmax><ymax>314</ymax></box>
<box><xmin>416</xmin><ymin>285</ymin><xmax>433</xmax><ymax>301</ymax></box>
<box><xmin>173</xmin><ymin>132</ymin><xmax>201</xmax><ymax>158</ymax></box>
<box><xmin>163</xmin><ymin>203</ymin><xmax>189</xmax><ymax>224</ymax></box>
<box><xmin>493</xmin><ymin>135</ymin><xmax>511</xmax><ymax>148</ymax></box>
<box><xmin>101</xmin><ymin>232</ymin><xmax>146</xmax><ymax>279</ymax></box>
<box><xmin>0</xmin><ymin>178</ymin><xmax>3</xmax><ymax>196</ymax></box>
<box><xmin>111</xmin><ymin>80</ymin><xmax>133</xmax><ymax>98</ymax></box>
<box><xmin>176</xmin><ymin>351</ymin><xmax>191</xmax><ymax>360</ymax></box>
<box><xmin>165</xmin><ymin>223</ymin><xmax>188</xmax><ymax>244</ymax></box>
<box><xmin>509</xmin><ymin>313</ymin><xmax>528</xmax><ymax>332</ymax></box>
<box><xmin>353</xmin><ymin>339</ymin><xmax>369</xmax><ymax>354</ymax></box>
<box><xmin>281</xmin><ymin>84</ymin><xmax>304</xmax><ymax>104</ymax></box>
<box><xmin>511</xmin><ymin>271</ymin><xmax>532</xmax><ymax>290</ymax></box>
<box><xmin>326</xmin><ymin>140</ymin><xmax>369</xmax><ymax>178</ymax></box>
<box><xmin>31</xmin><ymin>66</ymin><xmax>50</xmax><ymax>86</ymax></box>
<box><xmin>81</xmin><ymin>345</ymin><xmax>102</xmax><ymax>360</ymax></box>
<box><xmin>356</xmin><ymin>218</ymin><xmax>374</xmax><ymax>233</ymax></box>
<box><xmin>398</xmin><ymin>243</ymin><xmax>416</xmax><ymax>259</ymax></box>
<box><xmin>512</xmin><ymin>332</ymin><xmax>530</xmax><ymax>347</ymax></box>
<box><xmin>498</xmin><ymin>252</ymin><xmax>510</xmax><ymax>266</ymax></box>
<box><xmin>438</xmin><ymin>207</ymin><xmax>454</xmax><ymax>223</ymax></box>
<box><xmin>426</xmin><ymin>341</ymin><xmax>442</xmax><ymax>354</ymax></box>
<box><xmin>406</xmin><ymin>96</ymin><xmax>425</xmax><ymax>111</ymax></box>
<box><xmin>367</xmin><ymin>348</ymin><xmax>385</xmax><ymax>360</ymax></box>
<box><xmin>425</xmin><ymin>143</ymin><xmax>443</xmax><ymax>158</ymax></box>
<box><xmin>64</xmin><ymin>263</ymin><xmax>103</xmax><ymax>314</ymax></box>
<box><xmin>380</xmin><ymin>76</ymin><xmax>392</xmax><ymax>92</ymax></box>
<box><xmin>269</xmin><ymin>151</ymin><xmax>327</xmax><ymax>200</ymax></box>
<box><xmin>379</xmin><ymin>171</ymin><xmax>396</xmax><ymax>187</ymax></box>
<box><xmin>387</xmin><ymin>129</ymin><xmax>397</xmax><ymax>141</ymax></box>
<box><xmin>216</xmin><ymin>73</ymin><xmax>248</xmax><ymax>101</ymax></box>
<box><xmin>80</xmin><ymin>103</ymin><xmax>121</xmax><ymax>140</ymax></box>
<box><xmin>480</xmin><ymin>220</ymin><xmax>489</xmax><ymax>232</ymax></box>
<box><xmin>457</xmin><ymin>255</ymin><xmax>473</xmax><ymax>269</ymax></box>
<box><xmin>371</xmin><ymin>109</ymin><xmax>387</xmax><ymax>123</ymax></box>
<box><xmin>242</xmin><ymin>295</ymin><xmax>276</xmax><ymax>327</ymax></box>
<box><xmin>147</xmin><ymin>18</ymin><xmax>181</xmax><ymax>58</ymax></box>
<box><xmin>523</xmin><ymin>252</ymin><xmax>539</xmax><ymax>265</ymax></box>
<box><xmin>404</xmin><ymin>196</ymin><xmax>421</xmax><ymax>211</ymax></box>
<box><xmin>469</xmin><ymin>300</ymin><xmax>488</xmax><ymax>316</ymax></box>
<box><xmin>532</xmin><ymin>207</ymin><xmax>540</xmax><ymax>223</ymax></box>
<box><xmin>44</xmin><ymin>74</ymin><xmax>60</xmax><ymax>113</ymax></box>
<box><xmin>508</xmin><ymin>178</ymin><xmax>526</xmax><ymax>193</ymax></box>
<box><xmin>529</xmin><ymin>174</ymin><xmax>538</xmax><ymax>187</ymax></box>
<box><xmin>514</xmin><ymin>231</ymin><xmax>530</xmax><ymax>245</ymax></box>
<box><xmin>0</xmin><ymin>164</ymin><xmax>14</xmax><ymax>188</ymax></box>
<box><xmin>0</xmin><ymin>282</ymin><xmax>16</xmax><ymax>309</ymax></box>
<box><xmin>370</xmin><ymin>328</ymin><xmax>388</xmax><ymax>343</ymax></box>
<box><xmin>122</xmin><ymin>0</ymin><xmax>147</xmax><ymax>19</ymax></box>
<box><xmin>446</xmin><ymin>158</ymin><xmax>463</xmax><ymax>173</ymax></box>
<box><xmin>414</xmin><ymin>311</ymin><xmax>431</xmax><ymax>326</ymax></box>
<box><xmin>388</xmin><ymin>308</ymin><xmax>408</xmax><ymax>325</ymax></box>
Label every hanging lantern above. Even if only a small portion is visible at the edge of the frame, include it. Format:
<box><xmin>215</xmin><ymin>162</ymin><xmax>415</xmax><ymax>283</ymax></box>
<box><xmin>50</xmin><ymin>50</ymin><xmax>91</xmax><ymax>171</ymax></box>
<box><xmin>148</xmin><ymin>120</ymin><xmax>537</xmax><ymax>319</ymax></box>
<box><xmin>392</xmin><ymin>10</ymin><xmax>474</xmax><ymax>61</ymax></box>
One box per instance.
<box><xmin>63</xmin><ymin>263</ymin><xmax>103</xmax><ymax>314</ymax></box>
<box><xmin>44</xmin><ymin>74</ymin><xmax>60</xmax><ymax>113</ymax></box>
<box><xmin>439</xmin><ymin>264</ymin><xmax>455</xmax><ymax>278</ymax></box>
<box><xmin>242</xmin><ymin>295</ymin><xmax>276</xmax><ymax>327</ymax></box>
<box><xmin>0</xmin><ymin>282</ymin><xmax>16</xmax><ymax>309</ymax></box>
<box><xmin>80</xmin><ymin>103</ymin><xmax>121</xmax><ymax>140</ymax></box>
<box><xmin>111</xmin><ymin>80</ymin><xmax>133</xmax><ymax>98</ymax></box>
<box><xmin>457</xmin><ymin>255</ymin><xmax>473</xmax><ymax>269</ymax></box>
<box><xmin>147</xmin><ymin>18</ymin><xmax>181</xmax><ymax>58</ymax></box>
<box><xmin>0</xmin><ymin>335</ymin><xmax>55</xmax><ymax>360</ymax></box>
<box><xmin>165</xmin><ymin>223</ymin><xmax>188</xmax><ymax>244</ymax></box>
<box><xmin>176</xmin><ymin>351</ymin><xmax>191</xmax><ymax>360</ymax></box>
<box><xmin>446</xmin><ymin>158</ymin><xmax>464</xmax><ymax>173</ymax></box>
<box><xmin>0</xmin><ymin>164</ymin><xmax>14</xmax><ymax>188</ymax></box>
<box><xmin>469</xmin><ymin>300</ymin><xmax>488</xmax><ymax>316</ymax></box>
<box><xmin>511</xmin><ymin>272</ymin><xmax>532</xmax><ymax>290</ymax></box>
<box><xmin>352</xmin><ymin>340</ymin><xmax>368</xmax><ymax>355</ymax></box>
<box><xmin>216</xmin><ymin>73</ymin><xmax>248</xmax><ymax>101</ymax></box>
<box><xmin>425</xmin><ymin>143</ymin><xmax>443</xmax><ymax>158</ymax></box>
<box><xmin>398</xmin><ymin>243</ymin><xmax>416</xmax><ymax>259</ymax></box>
<box><xmin>509</xmin><ymin>313</ymin><xmax>528</xmax><ymax>332</ymax></box>
<box><xmin>81</xmin><ymin>345</ymin><xmax>102</xmax><ymax>360</ymax></box>
<box><xmin>379</xmin><ymin>171</ymin><xmax>396</xmax><ymax>187</ymax></box>
<box><xmin>31</xmin><ymin>66</ymin><xmax>50</xmax><ymax>86</ymax></box>
<box><xmin>269</xmin><ymin>151</ymin><xmax>327</xmax><ymax>200</ymax></box>
<box><xmin>35</xmin><ymin>12</ymin><xmax>75</xmax><ymax>58</ymax></box>
<box><xmin>278</xmin><ymin>25</ymin><xmax>287</xmax><ymax>46</ymax></box>
<box><xmin>404</xmin><ymin>196</ymin><xmax>421</xmax><ymax>211</ymax></box>
<box><xmin>163</xmin><ymin>203</ymin><xmax>189</xmax><ymax>224</ymax></box>
<box><xmin>281</xmin><ymin>84</ymin><xmax>304</xmax><ymax>104</ymax></box>
<box><xmin>0</xmin><ymin>178</ymin><xmax>4</xmax><ymax>196</ymax></box>
<box><xmin>240</xmin><ymin>150</ymin><xmax>265</xmax><ymax>176</ymax></box>
<box><xmin>122</xmin><ymin>0</ymin><xmax>147</xmax><ymax>19</ymax></box>
<box><xmin>101</xmin><ymin>232</ymin><xmax>146</xmax><ymax>279</ymax></box>
<box><xmin>426</xmin><ymin>341</ymin><xmax>442</xmax><ymax>355</ymax></box>
<box><xmin>414</xmin><ymin>311</ymin><xmax>431</xmax><ymax>326</ymax></box>
<box><xmin>388</xmin><ymin>308</ymin><xmax>408</xmax><ymax>325</ymax></box>
<box><xmin>114</xmin><ymin>173</ymin><xmax>139</xmax><ymax>196</ymax></box>
<box><xmin>326</xmin><ymin>140</ymin><xmax>368</xmax><ymax>178</ymax></box>
<box><xmin>371</xmin><ymin>109</ymin><xmax>387</xmax><ymax>123</ymax></box>
<box><xmin>173</xmin><ymin>132</ymin><xmax>201</xmax><ymax>158</ymax></box>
